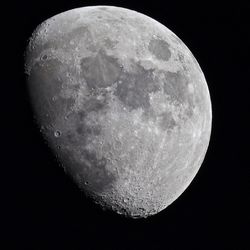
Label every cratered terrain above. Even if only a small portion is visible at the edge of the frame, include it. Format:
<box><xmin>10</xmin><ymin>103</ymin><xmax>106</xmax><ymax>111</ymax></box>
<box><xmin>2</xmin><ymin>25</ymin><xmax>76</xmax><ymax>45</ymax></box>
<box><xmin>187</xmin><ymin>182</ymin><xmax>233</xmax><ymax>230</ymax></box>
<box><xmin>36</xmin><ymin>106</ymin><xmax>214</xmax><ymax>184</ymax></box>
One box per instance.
<box><xmin>25</xmin><ymin>6</ymin><xmax>212</xmax><ymax>218</ymax></box>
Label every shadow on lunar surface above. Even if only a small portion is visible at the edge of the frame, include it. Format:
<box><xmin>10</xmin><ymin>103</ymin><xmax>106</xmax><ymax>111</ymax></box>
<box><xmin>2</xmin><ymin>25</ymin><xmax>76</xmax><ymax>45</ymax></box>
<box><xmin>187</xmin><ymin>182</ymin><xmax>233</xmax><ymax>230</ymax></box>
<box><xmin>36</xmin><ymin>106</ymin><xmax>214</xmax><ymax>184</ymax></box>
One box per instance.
<box><xmin>59</xmin><ymin>137</ymin><xmax>116</xmax><ymax>194</ymax></box>
<box><xmin>28</xmin><ymin>54</ymin><xmax>116</xmax><ymax>195</ymax></box>
<box><xmin>27</xmin><ymin>58</ymin><xmax>76</xmax><ymax>125</ymax></box>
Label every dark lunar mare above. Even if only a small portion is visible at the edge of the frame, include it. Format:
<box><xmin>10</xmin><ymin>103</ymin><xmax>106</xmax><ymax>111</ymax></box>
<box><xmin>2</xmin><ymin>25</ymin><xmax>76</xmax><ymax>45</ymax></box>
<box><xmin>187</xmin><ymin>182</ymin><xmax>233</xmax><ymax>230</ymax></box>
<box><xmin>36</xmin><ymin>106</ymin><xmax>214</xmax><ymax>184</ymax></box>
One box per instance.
<box><xmin>80</xmin><ymin>49</ymin><xmax>122</xmax><ymax>89</ymax></box>
<box><xmin>27</xmin><ymin>54</ymin><xmax>118</xmax><ymax>194</ymax></box>
<box><xmin>27</xmin><ymin>46</ymin><xmax>196</xmax><ymax>197</ymax></box>
<box><xmin>114</xmin><ymin>61</ymin><xmax>160</xmax><ymax>111</ymax></box>
<box><xmin>148</xmin><ymin>38</ymin><xmax>171</xmax><ymax>61</ymax></box>
<box><xmin>60</xmin><ymin>98</ymin><xmax>116</xmax><ymax>194</ymax></box>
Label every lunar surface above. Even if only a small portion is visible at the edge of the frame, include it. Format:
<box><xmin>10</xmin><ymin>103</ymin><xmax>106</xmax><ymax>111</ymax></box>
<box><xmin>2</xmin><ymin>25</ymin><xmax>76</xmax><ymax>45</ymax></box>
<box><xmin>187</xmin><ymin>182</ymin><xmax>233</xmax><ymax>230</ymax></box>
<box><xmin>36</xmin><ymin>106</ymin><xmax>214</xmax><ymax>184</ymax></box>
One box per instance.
<box><xmin>25</xmin><ymin>6</ymin><xmax>212</xmax><ymax>218</ymax></box>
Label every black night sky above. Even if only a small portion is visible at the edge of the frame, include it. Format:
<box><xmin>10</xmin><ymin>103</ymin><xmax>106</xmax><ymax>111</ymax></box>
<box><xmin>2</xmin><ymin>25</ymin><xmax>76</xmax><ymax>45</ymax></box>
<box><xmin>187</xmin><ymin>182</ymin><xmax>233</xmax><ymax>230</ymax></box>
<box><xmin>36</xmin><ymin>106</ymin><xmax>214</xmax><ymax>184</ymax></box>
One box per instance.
<box><xmin>2</xmin><ymin>1</ymin><xmax>249</xmax><ymax>249</ymax></box>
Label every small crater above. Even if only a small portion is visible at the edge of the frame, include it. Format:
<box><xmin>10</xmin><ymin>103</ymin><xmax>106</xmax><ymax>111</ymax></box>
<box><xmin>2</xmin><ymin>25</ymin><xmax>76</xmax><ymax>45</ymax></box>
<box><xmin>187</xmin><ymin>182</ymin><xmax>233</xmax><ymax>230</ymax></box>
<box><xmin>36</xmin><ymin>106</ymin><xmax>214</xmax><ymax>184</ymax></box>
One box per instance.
<box><xmin>123</xmin><ymin>198</ymin><xmax>128</xmax><ymax>203</ymax></box>
<box><xmin>54</xmin><ymin>130</ymin><xmax>61</xmax><ymax>137</ymax></box>
<box><xmin>148</xmin><ymin>38</ymin><xmax>171</xmax><ymax>61</ymax></box>
<box><xmin>41</xmin><ymin>54</ymin><xmax>48</xmax><ymax>61</ymax></box>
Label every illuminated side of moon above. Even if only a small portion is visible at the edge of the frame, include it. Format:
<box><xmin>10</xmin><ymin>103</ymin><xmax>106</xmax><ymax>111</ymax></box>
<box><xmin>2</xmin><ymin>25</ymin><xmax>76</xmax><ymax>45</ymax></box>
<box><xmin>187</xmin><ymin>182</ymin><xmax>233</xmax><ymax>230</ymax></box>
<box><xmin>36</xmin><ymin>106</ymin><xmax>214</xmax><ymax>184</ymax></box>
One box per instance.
<box><xmin>25</xmin><ymin>6</ymin><xmax>212</xmax><ymax>218</ymax></box>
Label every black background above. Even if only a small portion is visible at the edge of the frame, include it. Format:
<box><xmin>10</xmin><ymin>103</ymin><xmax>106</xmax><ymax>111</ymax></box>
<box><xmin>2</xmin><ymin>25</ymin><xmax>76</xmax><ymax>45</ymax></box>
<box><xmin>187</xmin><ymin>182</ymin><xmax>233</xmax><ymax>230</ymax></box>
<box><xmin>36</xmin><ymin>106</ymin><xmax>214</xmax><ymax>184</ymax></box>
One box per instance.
<box><xmin>2</xmin><ymin>1</ymin><xmax>250</xmax><ymax>249</ymax></box>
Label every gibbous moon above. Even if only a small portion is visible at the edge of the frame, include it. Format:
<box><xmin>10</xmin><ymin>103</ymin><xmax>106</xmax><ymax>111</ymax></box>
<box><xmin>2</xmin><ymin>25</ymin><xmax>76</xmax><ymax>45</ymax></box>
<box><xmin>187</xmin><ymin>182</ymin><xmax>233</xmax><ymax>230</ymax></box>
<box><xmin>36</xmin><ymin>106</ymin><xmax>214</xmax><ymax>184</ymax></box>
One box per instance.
<box><xmin>25</xmin><ymin>6</ymin><xmax>212</xmax><ymax>218</ymax></box>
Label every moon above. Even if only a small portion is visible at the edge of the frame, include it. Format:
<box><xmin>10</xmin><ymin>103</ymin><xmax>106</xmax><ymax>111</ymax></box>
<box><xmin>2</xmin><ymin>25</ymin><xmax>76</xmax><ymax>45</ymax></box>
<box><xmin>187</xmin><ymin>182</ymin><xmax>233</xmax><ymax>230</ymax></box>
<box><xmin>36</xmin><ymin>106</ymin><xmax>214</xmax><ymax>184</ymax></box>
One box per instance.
<box><xmin>25</xmin><ymin>6</ymin><xmax>212</xmax><ymax>218</ymax></box>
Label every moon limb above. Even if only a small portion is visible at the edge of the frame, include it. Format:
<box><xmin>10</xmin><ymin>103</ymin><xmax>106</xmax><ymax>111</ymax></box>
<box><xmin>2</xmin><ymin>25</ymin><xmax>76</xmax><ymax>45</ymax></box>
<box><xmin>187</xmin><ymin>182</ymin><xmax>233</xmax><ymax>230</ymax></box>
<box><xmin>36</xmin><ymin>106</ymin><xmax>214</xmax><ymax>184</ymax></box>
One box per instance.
<box><xmin>25</xmin><ymin>6</ymin><xmax>212</xmax><ymax>218</ymax></box>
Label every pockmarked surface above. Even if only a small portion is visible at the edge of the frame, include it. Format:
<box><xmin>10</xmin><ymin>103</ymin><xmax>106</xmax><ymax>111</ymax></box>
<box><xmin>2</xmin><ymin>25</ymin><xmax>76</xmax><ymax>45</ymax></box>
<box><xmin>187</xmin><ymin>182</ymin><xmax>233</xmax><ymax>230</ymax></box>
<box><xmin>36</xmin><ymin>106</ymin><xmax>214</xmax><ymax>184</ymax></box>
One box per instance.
<box><xmin>25</xmin><ymin>6</ymin><xmax>212</xmax><ymax>218</ymax></box>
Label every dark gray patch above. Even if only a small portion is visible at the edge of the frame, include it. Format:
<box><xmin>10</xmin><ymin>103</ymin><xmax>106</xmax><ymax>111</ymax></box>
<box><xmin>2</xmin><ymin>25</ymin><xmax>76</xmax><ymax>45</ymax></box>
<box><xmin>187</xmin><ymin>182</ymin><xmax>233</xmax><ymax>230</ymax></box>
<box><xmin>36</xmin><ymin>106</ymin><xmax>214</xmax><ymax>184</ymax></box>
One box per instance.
<box><xmin>67</xmin><ymin>26</ymin><xmax>89</xmax><ymax>39</ymax></box>
<box><xmin>77</xmin><ymin>110</ymin><xmax>86</xmax><ymax>121</ymax></box>
<box><xmin>80</xmin><ymin>49</ymin><xmax>122</xmax><ymax>90</ymax></box>
<box><xmin>115</xmin><ymin>62</ymin><xmax>160</xmax><ymax>110</ymax></box>
<box><xmin>78</xmin><ymin>149</ymin><xmax>116</xmax><ymax>193</ymax></box>
<box><xmin>63</xmin><ymin>91</ymin><xmax>108</xmax><ymax>148</ymax></box>
<box><xmin>61</xmin><ymin>93</ymin><xmax>114</xmax><ymax>193</ymax></box>
<box><xmin>158</xmin><ymin>112</ymin><xmax>177</xmax><ymax>131</ymax></box>
<box><xmin>64</xmin><ymin>107</ymin><xmax>103</xmax><ymax>147</ymax></box>
<box><xmin>148</xmin><ymin>38</ymin><xmax>171</xmax><ymax>61</ymax></box>
<box><xmin>59</xmin><ymin>147</ymin><xmax>116</xmax><ymax>194</ymax></box>
<box><xmin>65</xmin><ymin>26</ymin><xmax>96</xmax><ymax>52</ymax></box>
<box><xmin>65</xmin><ymin>132</ymin><xmax>80</xmax><ymax>146</ymax></box>
<box><xmin>184</xmin><ymin>105</ymin><xmax>194</xmax><ymax>119</ymax></box>
<box><xmin>103</xmin><ymin>38</ymin><xmax>118</xmax><ymax>49</ymax></box>
<box><xmin>62</xmin><ymin>123</ymin><xmax>106</xmax><ymax>193</ymax></box>
<box><xmin>162</xmin><ymin>70</ymin><xmax>196</xmax><ymax>119</ymax></box>
<box><xmin>177</xmin><ymin>52</ymin><xmax>189</xmax><ymax>72</ymax></box>
<box><xmin>76</xmin><ymin>123</ymin><xmax>101</xmax><ymax>137</ymax></box>
<box><xmin>84</xmin><ymin>97</ymin><xmax>107</xmax><ymax>113</ymax></box>
<box><xmin>185</xmin><ymin>92</ymin><xmax>195</xmax><ymax>119</ymax></box>
<box><xmin>163</xmin><ymin>71</ymin><xmax>188</xmax><ymax>103</ymax></box>
<box><xmin>72</xmin><ymin>94</ymin><xmax>108</xmax><ymax>124</ymax></box>
<box><xmin>141</xmin><ymin>106</ymin><xmax>157</xmax><ymax>122</ymax></box>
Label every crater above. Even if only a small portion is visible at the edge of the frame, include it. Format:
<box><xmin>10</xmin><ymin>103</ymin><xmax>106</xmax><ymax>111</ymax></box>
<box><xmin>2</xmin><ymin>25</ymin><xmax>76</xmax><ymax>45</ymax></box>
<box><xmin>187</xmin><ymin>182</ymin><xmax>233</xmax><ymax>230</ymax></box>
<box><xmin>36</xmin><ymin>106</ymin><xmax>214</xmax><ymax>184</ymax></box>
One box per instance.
<box><xmin>40</xmin><ymin>54</ymin><xmax>48</xmax><ymax>61</ymax></box>
<box><xmin>54</xmin><ymin>130</ymin><xmax>61</xmax><ymax>137</ymax></box>
<box><xmin>148</xmin><ymin>38</ymin><xmax>171</xmax><ymax>61</ymax></box>
<box><xmin>80</xmin><ymin>49</ymin><xmax>122</xmax><ymax>90</ymax></box>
